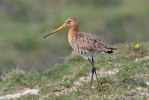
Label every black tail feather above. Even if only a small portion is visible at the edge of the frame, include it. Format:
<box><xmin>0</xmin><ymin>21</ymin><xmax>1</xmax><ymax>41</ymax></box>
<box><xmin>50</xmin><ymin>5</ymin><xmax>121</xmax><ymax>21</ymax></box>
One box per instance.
<box><xmin>106</xmin><ymin>47</ymin><xmax>117</xmax><ymax>54</ymax></box>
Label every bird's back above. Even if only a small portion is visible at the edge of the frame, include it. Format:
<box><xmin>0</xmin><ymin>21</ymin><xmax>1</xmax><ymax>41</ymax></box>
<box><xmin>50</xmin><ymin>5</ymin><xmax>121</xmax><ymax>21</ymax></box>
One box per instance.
<box><xmin>69</xmin><ymin>32</ymin><xmax>116</xmax><ymax>59</ymax></box>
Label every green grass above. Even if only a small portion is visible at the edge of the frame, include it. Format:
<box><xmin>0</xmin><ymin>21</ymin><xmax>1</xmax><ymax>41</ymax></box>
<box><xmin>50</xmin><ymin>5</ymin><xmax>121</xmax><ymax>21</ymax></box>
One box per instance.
<box><xmin>0</xmin><ymin>42</ymin><xmax>149</xmax><ymax>99</ymax></box>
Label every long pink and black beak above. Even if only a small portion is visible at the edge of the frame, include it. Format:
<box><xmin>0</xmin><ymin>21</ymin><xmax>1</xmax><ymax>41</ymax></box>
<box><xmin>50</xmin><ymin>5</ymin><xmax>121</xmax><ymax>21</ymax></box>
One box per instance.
<box><xmin>43</xmin><ymin>23</ymin><xmax>66</xmax><ymax>38</ymax></box>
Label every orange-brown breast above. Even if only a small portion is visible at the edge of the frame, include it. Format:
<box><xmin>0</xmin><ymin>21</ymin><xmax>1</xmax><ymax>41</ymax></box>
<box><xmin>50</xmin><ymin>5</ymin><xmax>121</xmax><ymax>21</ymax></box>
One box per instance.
<box><xmin>68</xmin><ymin>25</ymin><xmax>79</xmax><ymax>45</ymax></box>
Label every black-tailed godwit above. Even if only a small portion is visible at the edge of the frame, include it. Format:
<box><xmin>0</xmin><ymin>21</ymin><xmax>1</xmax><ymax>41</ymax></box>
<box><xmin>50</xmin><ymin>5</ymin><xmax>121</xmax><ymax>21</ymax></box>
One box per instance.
<box><xmin>44</xmin><ymin>17</ymin><xmax>117</xmax><ymax>91</ymax></box>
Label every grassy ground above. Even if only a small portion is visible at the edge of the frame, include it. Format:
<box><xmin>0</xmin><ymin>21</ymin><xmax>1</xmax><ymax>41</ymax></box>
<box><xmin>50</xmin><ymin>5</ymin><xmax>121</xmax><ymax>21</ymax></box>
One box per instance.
<box><xmin>0</xmin><ymin>42</ymin><xmax>149</xmax><ymax>100</ymax></box>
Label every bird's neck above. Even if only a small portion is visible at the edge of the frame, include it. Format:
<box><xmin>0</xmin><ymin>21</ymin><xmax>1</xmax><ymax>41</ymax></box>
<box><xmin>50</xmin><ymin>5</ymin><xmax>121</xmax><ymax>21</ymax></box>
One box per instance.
<box><xmin>68</xmin><ymin>25</ymin><xmax>79</xmax><ymax>42</ymax></box>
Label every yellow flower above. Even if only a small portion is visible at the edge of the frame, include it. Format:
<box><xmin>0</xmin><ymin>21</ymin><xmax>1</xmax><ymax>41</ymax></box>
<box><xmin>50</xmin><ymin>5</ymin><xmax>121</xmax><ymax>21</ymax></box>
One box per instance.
<box><xmin>134</xmin><ymin>43</ymin><xmax>140</xmax><ymax>49</ymax></box>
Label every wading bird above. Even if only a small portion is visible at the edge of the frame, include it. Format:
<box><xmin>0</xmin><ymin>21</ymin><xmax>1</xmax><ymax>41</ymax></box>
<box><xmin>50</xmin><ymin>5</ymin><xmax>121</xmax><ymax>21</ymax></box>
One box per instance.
<box><xmin>44</xmin><ymin>17</ymin><xmax>117</xmax><ymax>91</ymax></box>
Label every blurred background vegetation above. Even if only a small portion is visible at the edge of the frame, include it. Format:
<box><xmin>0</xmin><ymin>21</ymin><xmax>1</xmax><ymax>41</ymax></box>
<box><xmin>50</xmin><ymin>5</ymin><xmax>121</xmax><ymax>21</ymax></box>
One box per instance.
<box><xmin>0</xmin><ymin>0</ymin><xmax>149</xmax><ymax>74</ymax></box>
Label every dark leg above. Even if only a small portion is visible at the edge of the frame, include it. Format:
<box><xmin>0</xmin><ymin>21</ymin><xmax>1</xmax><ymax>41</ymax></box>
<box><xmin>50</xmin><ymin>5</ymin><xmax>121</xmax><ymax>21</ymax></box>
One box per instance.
<box><xmin>91</xmin><ymin>57</ymin><xmax>99</xmax><ymax>86</ymax></box>
<box><xmin>88</xmin><ymin>57</ymin><xmax>101</xmax><ymax>91</ymax></box>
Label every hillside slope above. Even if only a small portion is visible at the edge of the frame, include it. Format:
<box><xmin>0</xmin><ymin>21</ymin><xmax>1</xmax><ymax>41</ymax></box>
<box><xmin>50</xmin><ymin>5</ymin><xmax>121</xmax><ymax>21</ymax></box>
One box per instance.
<box><xmin>0</xmin><ymin>42</ymin><xmax>149</xmax><ymax>100</ymax></box>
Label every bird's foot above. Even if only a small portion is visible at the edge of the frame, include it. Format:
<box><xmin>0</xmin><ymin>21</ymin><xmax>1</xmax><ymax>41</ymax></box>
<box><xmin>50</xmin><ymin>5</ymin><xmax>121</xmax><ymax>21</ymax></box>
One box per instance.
<box><xmin>98</xmin><ymin>82</ymin><xmax>103</xmax><ymax>92</ymax></box>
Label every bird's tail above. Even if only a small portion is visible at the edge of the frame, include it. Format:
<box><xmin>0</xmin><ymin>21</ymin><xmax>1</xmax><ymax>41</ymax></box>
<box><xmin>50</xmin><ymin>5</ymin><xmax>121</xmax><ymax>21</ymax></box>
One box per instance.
<box><xmin>105</xmin><ymin>47</ymin><xmax>117</xmax><ymax>54</ymax></box>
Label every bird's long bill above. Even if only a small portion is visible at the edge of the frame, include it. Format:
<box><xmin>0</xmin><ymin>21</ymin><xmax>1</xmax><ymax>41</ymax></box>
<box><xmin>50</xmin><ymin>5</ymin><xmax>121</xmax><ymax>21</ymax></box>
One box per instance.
<box><xmin>43</xmin><ymin>24</ymin><xmax>66</xmax><ymax>38</ymax></box>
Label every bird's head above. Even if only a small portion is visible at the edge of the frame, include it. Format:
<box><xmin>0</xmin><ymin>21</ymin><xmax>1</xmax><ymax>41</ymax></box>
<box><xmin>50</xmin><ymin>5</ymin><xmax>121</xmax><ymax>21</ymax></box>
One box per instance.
<box><xmin>43</xmin><ymin>17</ymin><xmax>78</xmax><ymax>38</ymax></box>
<box><xmin>65</xmin><ymin>17</ymin><xmax>78</xmax><ymax>27</ymax></box>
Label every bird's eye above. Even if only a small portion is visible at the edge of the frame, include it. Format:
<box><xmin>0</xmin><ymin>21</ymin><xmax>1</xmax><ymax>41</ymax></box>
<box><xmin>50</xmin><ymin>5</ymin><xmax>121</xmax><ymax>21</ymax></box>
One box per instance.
<box><xmin>67</xmin><ymin>20</ymin><xmax>71</xmax><ymax>23</ymax></box>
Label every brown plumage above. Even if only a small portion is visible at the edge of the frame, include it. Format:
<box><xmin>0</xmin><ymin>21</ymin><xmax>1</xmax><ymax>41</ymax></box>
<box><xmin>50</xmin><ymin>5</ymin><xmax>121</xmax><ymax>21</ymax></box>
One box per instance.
<box><xmin>70</xmin><ymin>32</ymin><xmax>116</xmax><ymax>59</ymax></box>
<box><xmin>44</xmin><ymin>17</ymin><xmax>117</xmax><ymax>91</ymax></box>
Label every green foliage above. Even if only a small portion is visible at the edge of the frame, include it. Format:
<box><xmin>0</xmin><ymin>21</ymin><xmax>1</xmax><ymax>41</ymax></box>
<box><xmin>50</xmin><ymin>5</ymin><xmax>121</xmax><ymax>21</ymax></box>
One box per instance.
<box><xmin>0</xmin><ymin>0</ymin><xmax>149</xmax><ymax>75</ymax></box>
<box><xmin>0</xmin><ymin>43</ymin><xmax>149</xmax><ymax>99</ymax></box>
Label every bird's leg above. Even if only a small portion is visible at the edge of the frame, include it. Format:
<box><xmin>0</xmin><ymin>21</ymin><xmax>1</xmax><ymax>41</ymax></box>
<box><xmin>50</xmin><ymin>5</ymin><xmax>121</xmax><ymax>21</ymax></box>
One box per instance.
<box><xmin>88</xmin><ymin>57</ymin><xmax>94</xmax><ymax>91</ymax></box>
<box><xmin>91</xmin><ymin>57</ymin><xmax>100</xmax><ymax>89</ymax></box>
<box><xmin>88</xmin><ymin>57</ymin><xmax>102</xmax><ymax>91</ymax></box>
